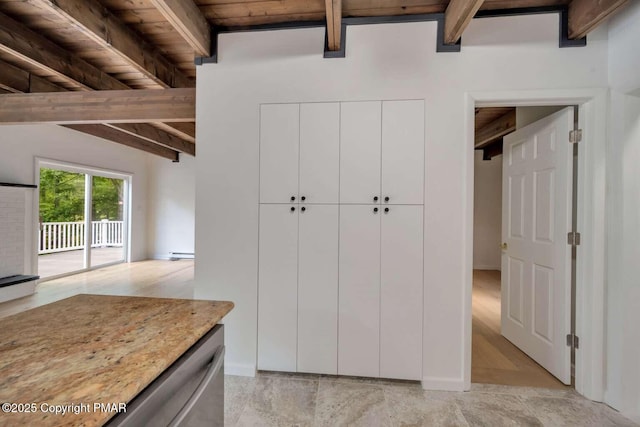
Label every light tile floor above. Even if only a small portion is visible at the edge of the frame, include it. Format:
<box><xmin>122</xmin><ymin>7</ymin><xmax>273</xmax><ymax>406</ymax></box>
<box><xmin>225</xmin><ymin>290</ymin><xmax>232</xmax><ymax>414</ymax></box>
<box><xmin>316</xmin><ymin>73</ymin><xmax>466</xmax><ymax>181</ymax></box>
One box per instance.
<box><xmin>225</xmin><ymin>373</ymin><xmax>638</xmax><ymax>427</ymax></box>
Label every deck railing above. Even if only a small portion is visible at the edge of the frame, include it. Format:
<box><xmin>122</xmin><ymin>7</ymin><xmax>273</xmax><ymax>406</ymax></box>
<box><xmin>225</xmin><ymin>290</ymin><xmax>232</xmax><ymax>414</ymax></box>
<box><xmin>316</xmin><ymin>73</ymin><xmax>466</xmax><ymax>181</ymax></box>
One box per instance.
<box><xmin>39</xmin><ymin>220</ymin><xmax>123</xmax><ymax>254</ymax></box>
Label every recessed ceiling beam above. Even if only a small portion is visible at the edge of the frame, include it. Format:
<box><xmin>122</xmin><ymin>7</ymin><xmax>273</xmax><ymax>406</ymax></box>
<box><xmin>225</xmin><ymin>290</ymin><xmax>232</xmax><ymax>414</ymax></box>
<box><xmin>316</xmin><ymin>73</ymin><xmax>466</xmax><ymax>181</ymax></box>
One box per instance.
<box><xmin>475</xmin><ymin>109</ymin><xmax>516</xmax><ymax>148</ymax></box>
<box><xmin>0</xmin><ymin>88</ymin><xmax>195</xmax><ymax>125</ymax></box>
<box><xmin>64</xmin><ymin>125</ymin><xmax>179</xmax><ymax>161</ymax></box>
<box><xmin>30</xmin><ymin>0</ymin><xmax>194</xmax><ymax>89</ymax></box>
<box><xmin>325</xmin><ymin>0</ymin><xmax>342</xmax><ymax>51</ymax></box>
<box><xmin>110</xmin><ymin>124</ymin><xmax>195</xmax><ymax>156</ymax></box>
<box><xmin>568</xmin><ymin>0</ymin><xmax>629</xmax><ymax>39</ymax></box>
<box><xmin>149</xmin><ymin>0</ymin><xmax>211</xmax><ymax>57</ymax></box>
<box><xmin>444</xmin><ymin>0</ymin><xmax>485</xmax><ymax>44</ymax></box>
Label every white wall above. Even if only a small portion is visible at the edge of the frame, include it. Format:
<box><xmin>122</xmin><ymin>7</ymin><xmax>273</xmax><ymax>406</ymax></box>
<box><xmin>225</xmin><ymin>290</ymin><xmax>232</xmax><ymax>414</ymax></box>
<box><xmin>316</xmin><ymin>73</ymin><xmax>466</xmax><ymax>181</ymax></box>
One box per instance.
<box><xmin>0</xmin><ymin>124</ymin><xmax>152</xmax><ymax>267</ymax></box>
<box><xmin>194</xmin><ymin>14</ymin><xmax>608</xmax><ymax>383</ymax></box>
<box><xmin>605</xmin><ymin>2</ymin><xmax>640</xmax><ymax>422</ymax></box>
<box><xmin>473</xmin><ymin>152</ymin><xmax>501</xmax><ymax>270</ymax></box>
<box><xmin>516</xmin><ymin>106</ymin><xmax>564</xmax><ymax>128</ymax></box>
<box><xmin>147</xmin><ymin>155</ymin><xmax>195</xmax><ymax>259</ymax></box>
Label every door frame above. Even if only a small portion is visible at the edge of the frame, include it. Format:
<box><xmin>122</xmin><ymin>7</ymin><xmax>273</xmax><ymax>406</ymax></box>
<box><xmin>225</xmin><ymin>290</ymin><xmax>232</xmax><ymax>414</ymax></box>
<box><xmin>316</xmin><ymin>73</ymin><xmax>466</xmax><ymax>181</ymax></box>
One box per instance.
<box><xmin>33</xmin><ymin>157</ymin><xmax>133</xmax><ymax>281</ymax></box>
<box><xmin>463</xmin><ymin>88</ymin><xmax>608</xmax><ymax>401</ymax></box>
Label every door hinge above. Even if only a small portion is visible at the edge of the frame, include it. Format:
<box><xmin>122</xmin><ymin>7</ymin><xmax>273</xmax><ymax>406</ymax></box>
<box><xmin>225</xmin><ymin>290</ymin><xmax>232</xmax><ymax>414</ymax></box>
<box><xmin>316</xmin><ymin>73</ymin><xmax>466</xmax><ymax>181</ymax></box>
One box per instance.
<box><xmin>567</xmin><ymin>231</ymin><xmax>581</xmax><ymax>246</ymax></box>
<box><xmin>566</xmin><ymin>333</ymin><xmax>580</xmax><ymax>349</ymax></box>
<box><xmin>569</xmin><ymin>129</ymin><xmax>583</xmax><ymax>144</ymax></box>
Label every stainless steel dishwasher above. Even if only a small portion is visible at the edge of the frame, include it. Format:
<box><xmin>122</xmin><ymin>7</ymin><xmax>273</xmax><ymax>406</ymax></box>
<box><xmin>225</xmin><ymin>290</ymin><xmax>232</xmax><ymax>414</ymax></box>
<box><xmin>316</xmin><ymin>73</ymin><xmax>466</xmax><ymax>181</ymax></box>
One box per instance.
<box><xmin>107</xmin><ymin>324</ymin><xmax>225</xmax><ymax>427</ymax></box>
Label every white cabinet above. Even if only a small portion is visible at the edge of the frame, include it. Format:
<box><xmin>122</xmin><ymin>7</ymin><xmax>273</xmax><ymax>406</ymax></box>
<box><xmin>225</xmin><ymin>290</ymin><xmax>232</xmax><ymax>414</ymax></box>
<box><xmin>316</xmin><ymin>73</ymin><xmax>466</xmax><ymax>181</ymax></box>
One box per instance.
<box><xmin>340</xmin><ymin>101</ymin><xmax>382</xmax><ymax>204</ymax></box>
<box><xmin>300</xmin><ymin>103</ymin><xmax>340</xmax><ymax>204</ymax></box>
<box><xmin>338</xmin><ymin>205</ymin><xmax>381</xmax><ymax>377</ymax></box>
<box><xmin>297</xmin><ymin>205</ymin><xmax>339</xmax><ymax>374</ymax></box>
<box><xmin>260</xmin><ymin>104</ymin><xmax>299</xmax><ymax>204</ymax></box>
<box><xmin>257</xmin><ymin>203</ymin><xmax>339</xmax><ymax>374</ymax></box>
<box><xmin>380</xmin><ymin>205</ymin><xmax>423</xmax><ymax>380</ymax></box>
<box><xmin>257</xmin><ymin>204</ymin><xmax>298</xmax><ymax>371</ymax></box>
<box><xmin>382</xmin><ymin>100</ymin><xmax>425</xmax><ymax>205</ymax></box>
<box><xmin>260</xmin><ymin>102</ymin><xmax>339</xmax><ymax>204</ymax></box>
<box><xmin>338</xmin><ymin>204</ymin><xmax>423</xmax><ymax>380</ymax></box>
<box><xmin>258</xmin><ymin>100</ymin><xmax>424</xmax><ymax>381</ymax></box>
<box><xmin>340</xmin><ymin>100</ymin><xmax>424</xmax><ymax>205</ymax></box>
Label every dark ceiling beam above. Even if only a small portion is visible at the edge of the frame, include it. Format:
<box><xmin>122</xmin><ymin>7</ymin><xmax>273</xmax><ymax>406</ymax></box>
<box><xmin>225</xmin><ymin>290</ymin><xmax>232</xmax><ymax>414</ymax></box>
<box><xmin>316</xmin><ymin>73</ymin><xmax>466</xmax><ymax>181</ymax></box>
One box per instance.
<box><xmin>149</xmin><ymin>0</ymin><xmax>211</xmax><ymax>56</ymax></box>
<box><xmin>110</xmin><ymin>123</ymin><xmax>195</xmax><ymax>156</ymax></box>
<box><xmin>0</xmin><ymin>88</ymin><xmax>196</xmax><ymax>125</ymax></box>
<box><xmin>567</xmin><ymin>0</ymin><xmax>629</xmax><ymax>39</ymax></box>
<box><xmin>325</xmin><ymin>0</ymin><xmax>343</xmax><ymax>51</ymax></box>
<box><xmin>30</xmin><ymin>0</ymin><xmax>194</xmax><ymax>89</ymax></box>
<box><xmin>444</xmin><ymin>0</ymin><xmax>485</xmax><ymax>44</ymax></box>
<box><xmin>475</xmin><ymin>109</ymin><xmax>516</xmax><ymax>148</ymax></box>
<box><xmin>0</xmin><ymin>11</ymin><xmax>195</xmax><ymax>142</ymax></box>
<box><xmin>0</xmin><ymin>59</ymin><xmax>181</xmax><ymax>160</ymax></box>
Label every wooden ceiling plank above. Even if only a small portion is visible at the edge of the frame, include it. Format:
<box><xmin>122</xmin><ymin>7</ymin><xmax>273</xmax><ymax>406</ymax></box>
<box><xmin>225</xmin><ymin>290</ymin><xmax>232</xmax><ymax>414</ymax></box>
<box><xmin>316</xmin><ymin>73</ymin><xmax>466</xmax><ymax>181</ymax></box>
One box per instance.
<box><xmin>154</xmin><ymin>122</ymin><xmax>197</xmax><ymax>142</ymax></box>
<box><xmin>475</xmin><ymin>109</ymin><xmax>516</xmax><ymax>148</ymax></box>
<box><xmin>149</xmin><ymin>0</ymin><xmax>211</xmax><ymax>56</ymax></box>
<box><xmin>64</xmin><ymin>124</ymin><xmax>179</xmax><ymax>161</ymax></box>
<box><xmin>567</xmin><ymin>0</ymin><xmax>629</xmax><ymax>39</ymax></box>
<box><xmin>30</xmin><ymin>0</ymin><xmax>194</xmax><ymax>88</ymax></box>
<box><xmin>444</xmin><ymin>0</ymin><xmax>486</xmax><ymax>44</ymax></box>
<box><xmin>0</xmin><ymin>88</ymin><xmax>196</xmax><ymax>125</ymax></box>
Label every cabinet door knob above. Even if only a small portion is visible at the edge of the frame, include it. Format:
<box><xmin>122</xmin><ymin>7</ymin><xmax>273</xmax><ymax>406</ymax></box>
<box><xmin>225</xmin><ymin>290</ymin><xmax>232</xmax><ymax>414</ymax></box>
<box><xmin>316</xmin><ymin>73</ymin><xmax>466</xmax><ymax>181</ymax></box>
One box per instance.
<box><xmin>373</xmin><ymin>196</ymin><xmax>379</xmax><ymax>202</ymax></box>
<box><xmin>290</xmin><ymin>207</ymin><xmax>296</xmax><ymax>212</ymax></box>
<box><xmin>291</xmin><ymin>196</ymin><xmax>296</xmax><ymax>202</ymax></box>
<box><xmin>301</xmin><ymin>206</ymin><xmax>306</xmax><ymax>212</ymax></box>
<box><xmin>384</xmin><ymin>207</ymin><xmax>389</xmax><ymax>213</ymax></box>
<box><xmin>384</xmin><ymin>196</ymin><xmax>390</xmax><ymax>202</ymax></box>
<box><xmin>301</xmin><ymin>196</ymin><xmax>306</xmax><ymax>201</ymax></box>
<box><xmin>373</xmin><ymin>207</ymin><xmax>379</xmax><ymax>213</ymax></box>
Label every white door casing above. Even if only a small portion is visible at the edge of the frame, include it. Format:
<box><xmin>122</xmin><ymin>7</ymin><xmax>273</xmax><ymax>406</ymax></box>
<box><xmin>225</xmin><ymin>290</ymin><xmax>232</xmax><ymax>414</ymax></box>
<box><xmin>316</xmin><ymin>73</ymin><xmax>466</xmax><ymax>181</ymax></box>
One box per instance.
<box><xmin>380</xmin><ymin>205</ymin><xmax>424</xmax><ymax>380</ymax></box>
<box><xmin>340</xmin><ymin>101</ymin><xmax>382</xmax><ymax>204</ymax></box>
<box><xmin>339</xmin><ymin>204</ymin><xmax>381</xmax><ymax>377</ymax></box>
<box><xmin>382</xmin><ymin>100</ymin><xmax>425</xmax><ymax>205</ymax></box>
<box><xmin>297</xmin><ymin>204</ymin><xmax>339</xmax><ymax>374</ymax></box>
<box><xmin>300</xmin><ymin>103</ymin><xmax>340</xmax><ymax>204</ymax></box>
<box><xmin>257</xmin><ymin>204</ymin><xmax>298</xmax><ymax>371</ymax></box>
<box><xmin>501</xmin><ymin>107</ymin><xmax>573</xmax><ymax>384</ymax></box>
<box><xmin>260</xmin><ymin>104</ymin><xmax>299</xmax><ymax>204</ymax></box>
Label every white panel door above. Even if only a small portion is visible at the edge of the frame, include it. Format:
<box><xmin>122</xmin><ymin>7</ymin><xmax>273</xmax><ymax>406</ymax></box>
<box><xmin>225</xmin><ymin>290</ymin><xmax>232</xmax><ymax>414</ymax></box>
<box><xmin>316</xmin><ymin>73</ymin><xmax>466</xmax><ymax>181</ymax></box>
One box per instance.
<box><xmin>338</xmin><ymin>204</ymin><xmax>381</xmax><ymax>377</ymax></box>
<box><xmin>380</xmin><ymin>205</ymin><xmax>423</xmax><ymax>380</ymax></box>
<box><xmin>260</xmin><ymin>104</ymin><xmax>300</xmax><ymax>204</ymax></box>
<box><xmin>257</xmin><ymin>204</ymin><xmax>298</xmax><ymax>371</ymax></box>
<box><xmin>381</xmin><ymin>100</ymin><xmax>425</xmax><ymax>205</ymax></box>
<box><xmin>501</xmin><ymin>107</ymin><xmax>573</xmax><ymax>384</ymax></box>
<box><xmin>297</xmin><ymin>204</ymin><xmax>339</xmax><ymax>374</ymax></box>
<box><xmin>299</xmin><ymin>103</ymin><xmax>340</xmax><ymax>204</ymax></box>
<box><xmin>340</xmin><ymin>101</ymin><xmax>382</xmax><ymax>204</ymax></box>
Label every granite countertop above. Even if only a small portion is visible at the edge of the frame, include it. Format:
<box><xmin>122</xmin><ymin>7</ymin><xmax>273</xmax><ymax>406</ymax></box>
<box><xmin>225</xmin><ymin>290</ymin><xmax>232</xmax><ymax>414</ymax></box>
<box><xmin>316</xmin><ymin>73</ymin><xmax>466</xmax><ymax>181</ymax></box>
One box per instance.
<box><xmin>0</xmin><ymin>294</ymin><xmax>234</xmax><ymax>427</ymax></box>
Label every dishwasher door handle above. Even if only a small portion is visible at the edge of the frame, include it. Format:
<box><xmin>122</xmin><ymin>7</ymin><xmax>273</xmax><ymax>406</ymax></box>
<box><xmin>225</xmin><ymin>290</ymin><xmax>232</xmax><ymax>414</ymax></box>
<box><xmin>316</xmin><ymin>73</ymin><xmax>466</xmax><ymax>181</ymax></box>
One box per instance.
<box><xmin>168</xmin><ymin>345</ymin><xmax>225</xmax><ymax>427</ymax></box>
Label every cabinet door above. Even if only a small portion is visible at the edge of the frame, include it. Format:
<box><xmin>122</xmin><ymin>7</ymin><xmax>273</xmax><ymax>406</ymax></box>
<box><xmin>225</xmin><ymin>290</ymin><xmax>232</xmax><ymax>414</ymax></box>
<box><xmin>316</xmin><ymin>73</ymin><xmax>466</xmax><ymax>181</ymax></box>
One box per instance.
<box><xmin>299</xmin><ymin>103</ymin><xmax>340</xmax><ymax>204</ymax></box>
<box><xmin>260</xmin><ymin>104</ymin><xmax>299</xmax><ymax>203</ymax></box>
<box><xmin>380</xmin><ymin>205</ymin><xmax>423</xmax><ymax>380</ymax></box>
<box><xmin>340</xmin><ymin>101</ymin><xmax>382</xmax><ymax>204</ymax></box>
<box><xmin>338</xmin><ymin>204</ymin><xmax>381</xmax><ymax>377</ymax></box>
<box><xmin>297</xmin><ymin>204</ymin><xmax>339</xmax><ymax>374</ymax></box>
<box><xmin>381</xmin><ymin>100</ymin><xmax>424</xmax><ymax>205</ymax></box>
<box><xmin>257</xmin><ymin>204</ymin><xmax>298</xmax><ymax>371</ymax></box>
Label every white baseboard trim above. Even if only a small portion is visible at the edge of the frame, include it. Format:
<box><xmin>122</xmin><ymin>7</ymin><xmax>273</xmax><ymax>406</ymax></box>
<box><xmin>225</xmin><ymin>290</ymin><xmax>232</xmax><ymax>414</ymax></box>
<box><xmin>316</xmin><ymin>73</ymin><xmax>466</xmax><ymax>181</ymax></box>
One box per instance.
<box><xmin>422</xmin><ymin>376</ymin><xmax>466</xmax><ymax>392</ymax></box>
<box><xmin>0</xmin><ymin>281</ymin><xmax>36</xmax><ymax>303</ymax></box>
<box><xmin>473</xmin><ymin>265</ymin><xmax>501</xmax><ymax>271</ymax></box>
<box><xmin>225</xmin><ymin>362</ymin><xmax>256</xmax><ymax>377</ymax></box>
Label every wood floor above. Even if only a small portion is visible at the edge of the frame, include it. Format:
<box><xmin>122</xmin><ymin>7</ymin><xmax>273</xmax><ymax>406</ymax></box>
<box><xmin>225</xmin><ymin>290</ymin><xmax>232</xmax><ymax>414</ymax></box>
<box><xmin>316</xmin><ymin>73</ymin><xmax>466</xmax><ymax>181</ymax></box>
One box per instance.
<box><xmin>472</xmin><ymin>269</ymin><xmax>569</xmax><ymax>389</ymax></box>
<box><xmin>0</xmin><ymin>260</ymin><xmax>194</xmax><ymax>320</ymax></box>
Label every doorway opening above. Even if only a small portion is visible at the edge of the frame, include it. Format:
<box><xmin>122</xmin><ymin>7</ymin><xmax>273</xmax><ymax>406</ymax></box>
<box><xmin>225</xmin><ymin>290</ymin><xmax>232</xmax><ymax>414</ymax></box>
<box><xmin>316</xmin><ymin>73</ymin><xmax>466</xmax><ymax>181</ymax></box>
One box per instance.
<box><xmin>37</xmin><ymin>160</ymin><xmax>130</xmax><ymax>281</ymax></box>
<box><xmin>471</xmin><ymin>105</ymin><xmax>574</xmax><ymax>389</ymax></box>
